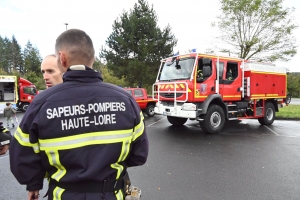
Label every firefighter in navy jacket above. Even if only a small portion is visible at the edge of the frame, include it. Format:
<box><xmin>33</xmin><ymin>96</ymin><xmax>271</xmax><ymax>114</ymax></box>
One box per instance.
<box><xmin>9</xmin><ymin>29</ymin><xmax>149</xmax><ymax>200</ymax></box>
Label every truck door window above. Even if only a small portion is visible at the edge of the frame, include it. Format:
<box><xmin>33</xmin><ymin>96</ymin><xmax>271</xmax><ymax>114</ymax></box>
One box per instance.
<box><xmin>197</xmin><ymin>58</ymin><xmax>212</xmax><ymax>83</ymax></box>
<box><xmin>134</xmin><ymin>89</ymin><xmax>143</xmax><ymax>97</ymax></box>
<box><xmin>226</xmin><ymin>62</ymin><xmax>238</xmax><ymax>81</ymax></box>
<box><xmin>125</xmin><ymin>90</ymin><xmax>133</xmax><ymax>96</ymax></box>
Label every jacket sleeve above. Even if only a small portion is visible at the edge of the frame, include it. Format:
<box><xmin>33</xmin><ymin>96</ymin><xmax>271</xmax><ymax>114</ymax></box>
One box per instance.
<box><xmin>9</xmin><ymin>102</ymin><xmax>46</xmax><ymax>191</ymax></box>
<box><xmin>125</xmin><ymin>98</ymin><xmax>149</xmax><ymax>167</ymax></box>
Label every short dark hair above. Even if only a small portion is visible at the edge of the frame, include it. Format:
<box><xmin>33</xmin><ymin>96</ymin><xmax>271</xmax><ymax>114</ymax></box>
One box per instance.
<box><xmin>55</xmin><ymin>29</ymin><xmax>95</xmax><ymax>66</ymax></box>
<box><xmin>6</xmin><ymin>102</ymin><xmax>11</xmax><ymax>106</ymax></box>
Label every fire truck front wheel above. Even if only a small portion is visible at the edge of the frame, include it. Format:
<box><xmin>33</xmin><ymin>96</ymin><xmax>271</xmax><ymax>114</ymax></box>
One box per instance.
<box><xmin>200</xmin><ymin>104</ymin><xmax>225</xmax><ymax>134</ymax></box>
<box><xmin>145</xmin><ymin>104</ymin><xmax>155</xmax><ymax>117</ymax></box>
<box><xmin>167</xmin><ymin>116</ymin><xmax>187</xmax><ymax>126</ymax></box>
<box><xmin>258</xmin><ymin>102</ymin><xmax>275</xmax><ymax>125</ymax></box>
<box><xmin>20</xmin><ymin>103</ymin><xmax>29</xmax><ymax>112</ymax></box>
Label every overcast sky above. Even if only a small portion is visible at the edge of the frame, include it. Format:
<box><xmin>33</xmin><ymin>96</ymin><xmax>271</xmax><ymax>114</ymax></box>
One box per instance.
<box><xmin>0</xmin><ymin>0</ymin><xmax>299</xmax><ymax>72</ymax></box>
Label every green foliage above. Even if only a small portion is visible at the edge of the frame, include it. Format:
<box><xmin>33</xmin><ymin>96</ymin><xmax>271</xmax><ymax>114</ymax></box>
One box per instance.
<box><xmin>93</xmin><ymin>58</ymin><xmax>128</xmax><ymax>87</ymax></box>
<box><xmin>287</xmin><ymin>72</ymin><xmax>300</xmax><ymax>97</ymax></box>
<box><xmin>23</xmin><ymin>41</ymin><xmax>42</xmax><ymax>74</ymax></box>
<box><xmin>23</xmin><ymin>71</ymin><xmax>45</xmax><ymax>90</ymax></box>
<box><xmin>215</xmin><ymin>0</ymin><xmax>298</xmax><ymax>62</ymax></box>
<box><xmin>0</xmin><ymin>35</ymin><xmax>47</xmax><ymax>90</ymax></box>
<box><xmin>0</xmin><ymin>37</ymin><xmax>11</xmax><ymax>72</ymax></box>
<box><xmin>101</xmin><ymin>0</ymin><xmax>177</xmax><ymax>88</ymax></box>
<box><xmin>9</xmin><ymin>35</ymin><xmax>23</xmax><ymax>72</ymax></box>
<box><xmin>277</xmin><ymin>105</ymin><xmax>300</xmax><ymax>118</ymax></box>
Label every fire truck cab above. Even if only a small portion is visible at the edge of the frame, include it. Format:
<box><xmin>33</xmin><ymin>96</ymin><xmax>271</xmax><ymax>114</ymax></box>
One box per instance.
<box><xmin>152</xmin><ymin>52</ymin><xmax>287</xmax><ymax>134</ymax></box>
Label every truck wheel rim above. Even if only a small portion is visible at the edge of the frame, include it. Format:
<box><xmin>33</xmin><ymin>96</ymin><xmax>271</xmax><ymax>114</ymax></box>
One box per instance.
<box><xmin>210</xmin><ymin>112</ymin><xmax>221</xmax><ymax>127</ymax></box>
<box><xmin>23</xmin><ymin>105</ymin><xmax>28</xmax><ymax>111</ymax></box>
<box><xmin>266</xmin><ymin>108</ymin><xmax>273</xmax><ymax>121</ymax></box>
<box><xmin>149</xmin><ymin>107</ymin><xmax>154</xmax><ymax>115</ymax></box>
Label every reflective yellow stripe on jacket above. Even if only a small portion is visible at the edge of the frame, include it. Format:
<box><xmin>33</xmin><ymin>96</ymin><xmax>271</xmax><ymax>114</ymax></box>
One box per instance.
<box><xmin>14</xmin><ymin>127</ymin><xmax>40</xmax><ymax>153</ymax></box>
<box><xmin>111</xmin><ymin>111</ymin><xmax>144</xmax><ymax>200</ymax></box>
<box><xmin>39</xmin><ymin>129</ymin><xmax>134</xmax><ymax>151</ymax></box>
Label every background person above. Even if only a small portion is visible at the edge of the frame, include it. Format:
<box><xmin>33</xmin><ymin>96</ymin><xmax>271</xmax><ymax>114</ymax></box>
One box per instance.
<box><xmin>10</xmin><ymin>29</ymin><xmax>149</xmax><ymax>200</ymax></box>
<box><xmin>41</xmin><ymin>54</ymin><xmax>63</xmax><ymax>88</ymax></box>
<box><xmin>3</xmin><ymin>102</ymin><xmax>16</xmax><ymax>128</ymax></box>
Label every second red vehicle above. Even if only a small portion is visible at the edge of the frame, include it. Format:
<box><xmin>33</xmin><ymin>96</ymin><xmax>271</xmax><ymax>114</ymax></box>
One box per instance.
<box><xmin>124</xmin><ymin>87</ymin><xmax>156</xmax><ymax>117</ymax></box>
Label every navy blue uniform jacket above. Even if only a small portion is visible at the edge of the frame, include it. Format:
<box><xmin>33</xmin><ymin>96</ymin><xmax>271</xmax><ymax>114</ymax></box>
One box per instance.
<box><xmin>9</xmin><ymin>66</ymin><xmax>148</xmax><ymax>199</ymax></box>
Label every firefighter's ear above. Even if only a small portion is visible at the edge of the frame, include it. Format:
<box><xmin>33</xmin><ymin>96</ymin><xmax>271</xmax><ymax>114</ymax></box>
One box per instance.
<box><xmin>58</xmin><ymin>51</ymin><xmax>68</xmax><ymax>68</ymax></box>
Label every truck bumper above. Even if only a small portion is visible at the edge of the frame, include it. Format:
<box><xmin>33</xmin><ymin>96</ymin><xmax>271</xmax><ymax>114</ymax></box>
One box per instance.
<box><xmin>154</xmin><ymin>105</ymin><xmax>197</xmax><ymax>118</ymax></box>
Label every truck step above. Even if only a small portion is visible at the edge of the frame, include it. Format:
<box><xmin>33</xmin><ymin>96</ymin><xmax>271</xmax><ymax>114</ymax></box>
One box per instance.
<box><xmin>228</xmin><ymin>118</ymin><xmax>239</xmax><ymax>120</ymax></box>
<box><xmin>227</xmin><ymin>104</ymin><xmax>237</xmax><ymax>107</ymax></box>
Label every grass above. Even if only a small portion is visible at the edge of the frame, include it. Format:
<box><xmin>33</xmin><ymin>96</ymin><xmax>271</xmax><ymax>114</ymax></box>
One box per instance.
<box><xmin>276</xmin><ymin>104</ymin><xmax>300</xmax><ymax>119</ymax></box>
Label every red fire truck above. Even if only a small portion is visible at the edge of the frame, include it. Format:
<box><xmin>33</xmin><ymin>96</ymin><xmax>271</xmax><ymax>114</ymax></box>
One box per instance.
<box><xmin>0</xmin><ymin>76</ymin><xmax>38</xmax><ymax>113</ymax></box>
<box><xmin>152</xmin><ymin>52</ymin><xmax>287</xmax><ymax>134</ymax></box>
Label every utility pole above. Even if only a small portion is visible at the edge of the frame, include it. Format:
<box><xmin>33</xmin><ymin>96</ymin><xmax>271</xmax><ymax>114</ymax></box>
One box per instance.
<box><xmin>64</xmin><ymin>23</ymin><xmax>68</xmax><ymax>30</ymax></box>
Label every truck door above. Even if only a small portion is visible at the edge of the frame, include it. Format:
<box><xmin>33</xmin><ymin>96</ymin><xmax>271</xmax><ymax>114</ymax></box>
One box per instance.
<box><xmin>218</xmin><ymin>61</ymin><xmax>242</xmax><ymax>101</ymax></box>
<box><xmin>133</xmin><ymin>89</ymin><xmax>147</xmax><ymax>109</ymax></box>
<box><xmin>194</xmin><ymin>57</ymin><xmax>215</xmax><ymax>100</ymax></box>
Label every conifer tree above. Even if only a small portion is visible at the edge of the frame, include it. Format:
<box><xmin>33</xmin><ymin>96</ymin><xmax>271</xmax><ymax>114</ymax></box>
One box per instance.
<box><xmin>101</xmin><ymin>0</ymin><xmax>177</xmax><ymax>88</ymax></box>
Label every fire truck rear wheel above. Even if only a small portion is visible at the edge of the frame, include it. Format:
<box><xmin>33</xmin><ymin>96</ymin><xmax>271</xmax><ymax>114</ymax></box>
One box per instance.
<box><xmin>145</xmin><ymin>104</ymin><xmax>155</xmax><ymax>117</ymax></box>
<box><xmin>258</xmin><ymin>102</ymin><xmax>275</xmax><ymax>125</ymax></box>
<box><xmin>200</xmin><ymin>104</ymin><xmax>225</xmax><ymax>134</ymax></box>
<box><xmin>167</xmin><ymin>116</ymin><xmax>187</xmax><ymax>126</ymax></box>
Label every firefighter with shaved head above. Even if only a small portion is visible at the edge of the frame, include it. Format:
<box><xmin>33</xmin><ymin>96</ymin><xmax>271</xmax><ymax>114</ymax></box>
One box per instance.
<box><xmin>10</xmin><ymin>29</ymin><xmax>148</xmax><ymax>200</ymax></box>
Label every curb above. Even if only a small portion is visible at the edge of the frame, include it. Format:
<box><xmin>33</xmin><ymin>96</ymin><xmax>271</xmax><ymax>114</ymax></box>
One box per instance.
<box><xmin>275</xmin><ymin>117</ymin><xmax>300</xmax><ymax>121</ymax></box>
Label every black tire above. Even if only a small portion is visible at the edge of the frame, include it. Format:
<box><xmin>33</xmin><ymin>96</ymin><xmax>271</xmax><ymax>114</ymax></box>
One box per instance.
<box><xmin>145</xmin><ymin>104</ymin><xmax>155</xmax><ymax>117</ymax></box>
<box><xmin>285</xmin><ymin>93</ymin><xmax>292</xmax><ymax>104</ymax></box>
<box><xmin>200</xmin><ymin>104</ymin><xmax>225</xmax><ymax>134</ymax></box>
<box><xmin>258</xmin><ymin>102</ymin><xmax>275</xmax><ymax>125</ymax></box>
<box><xmin>21</xmin><ymin>103</ymin><xmax>29</xmax><ymax>112</ymax></box>
<box><xmin>167</xmin><ymin>116</ymin><xmax>187</xmax><ymax>126</ymax></box>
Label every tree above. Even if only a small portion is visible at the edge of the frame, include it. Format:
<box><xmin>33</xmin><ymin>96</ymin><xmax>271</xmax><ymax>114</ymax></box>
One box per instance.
<box><xmin>23</xmin><ymin>41</ymin><xmax>42</xmax><ymax>74</ymax></box>
<box><xmin>101</xmin><ymin>0</ymin><xmax>177</xmax><ymax>88</ymax></box>
<box><xmin>0</xmin><ymin>37</ymin><xmax>12</xmax><ymax>72</ymax></box>
<box><xmin>214</xmin><ymin>0</ymin><xmax>298</xmax><ymax>62</ymax></box>
<box><xmin>0</xmin><ymin>36</ymin><xmax>5</xmax><ymax>70</ymax></box>
<box><xmin>9</xmin><ymin>35</ymin><xmax>23</xmax><ymax>72</ymax></box>
<box><xmin>287</xmin><ymin>72</ymin><xmax>300</xmax><ymax>97</ymax></box>
<box><xmin>93</xmin><ymin>58</ymin><xmax>128</xmax><ymax>87</ymax></box>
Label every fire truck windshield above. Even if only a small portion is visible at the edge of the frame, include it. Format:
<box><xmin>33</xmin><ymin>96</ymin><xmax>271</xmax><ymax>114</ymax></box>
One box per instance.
<box><xmin>158</xmin><ymin>58</ymin><xmax>195</xmax><ymax>81</ymax></box>
<box><xmin>24</xmin><ymin>87</ymin><xmax>37</xmax><ymax>95</ymax></box>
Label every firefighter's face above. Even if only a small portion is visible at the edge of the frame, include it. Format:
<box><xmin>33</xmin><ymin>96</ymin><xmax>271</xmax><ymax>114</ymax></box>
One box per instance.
<box><xmin>41</xmin><ymin>56</ymin><xmax>63</xmax><ymax>88</ymax></box>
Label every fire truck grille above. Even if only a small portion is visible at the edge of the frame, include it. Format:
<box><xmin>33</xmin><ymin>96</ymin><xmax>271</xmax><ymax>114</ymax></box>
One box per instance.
<box><xmin>160</xmin><ymin>93</ymin><xmax>183</xmax><ymax>98</ymax></box>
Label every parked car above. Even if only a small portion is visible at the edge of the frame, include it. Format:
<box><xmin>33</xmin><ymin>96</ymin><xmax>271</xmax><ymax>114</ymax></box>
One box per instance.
<box><xmin>124</xmin><ymin>88</ymin><xmax>157</xmax><ymax>117</ymax></box>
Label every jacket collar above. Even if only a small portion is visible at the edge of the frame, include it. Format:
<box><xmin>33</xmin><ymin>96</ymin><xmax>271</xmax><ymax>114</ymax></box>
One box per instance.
<box><xmin>63</xmin><ymin>65</ymin><xmax>103</xmax><ymax>82</ymax></box>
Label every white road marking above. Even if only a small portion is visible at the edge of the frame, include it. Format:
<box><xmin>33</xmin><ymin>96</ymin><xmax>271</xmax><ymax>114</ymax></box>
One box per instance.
<box><xmin>264</xmin><ymin>125</ymin><xmax>280</xmax><ymax>136</ymax></box>
<box><xmin>147</xmin><ymin>118</ymin><xmax>165</xmax><ymax>127</ymax></box>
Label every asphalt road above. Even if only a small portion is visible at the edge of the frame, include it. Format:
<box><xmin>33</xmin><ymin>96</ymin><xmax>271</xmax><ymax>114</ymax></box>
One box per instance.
<box><xmin>1</xmin><ymin>113</ymin><xmax>300</xmax><ymax>200</ymax></box>
<box><xmin>290</xmin><ymin>98</ymin><xmax>300</xmax><ymax>105</ymax></box>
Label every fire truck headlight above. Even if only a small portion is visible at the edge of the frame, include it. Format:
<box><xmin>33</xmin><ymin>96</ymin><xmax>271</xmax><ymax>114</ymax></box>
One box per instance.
<box><xmin>182</xmin><ymin>103</ymin><xmax>196</xmax><ymax>111</ymax></box>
